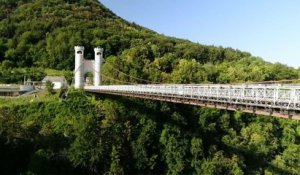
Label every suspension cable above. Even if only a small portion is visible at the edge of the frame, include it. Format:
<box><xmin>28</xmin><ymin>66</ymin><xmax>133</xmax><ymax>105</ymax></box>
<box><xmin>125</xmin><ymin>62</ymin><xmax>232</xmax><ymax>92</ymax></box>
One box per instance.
<box><xmin>75</xmin><ymin>58</ymin><xmax>300</xmax><ymax>85</ymax></box>
<box><xmin>105</xmin><ymin>62</ymin><xmax>160</xmax><ymax>84</ymax></box>
<box><xmin>230</xmin><ymin>78</ymin><xmax>300</xmax><ymax>85</ymax></box>
<box><xmin>83</xmin><ymin>62</ymin><xmax>137</xmax><ymax>85</ymax></box>
<box><xmin>101</xmin><ymin>73</ymin><xmax>136</xmax><ymax>85</ymax></box>
<box><xmin>105</xmin><ymin>62</ymin><xmax>300</xmax><ymax>85</ymax></box>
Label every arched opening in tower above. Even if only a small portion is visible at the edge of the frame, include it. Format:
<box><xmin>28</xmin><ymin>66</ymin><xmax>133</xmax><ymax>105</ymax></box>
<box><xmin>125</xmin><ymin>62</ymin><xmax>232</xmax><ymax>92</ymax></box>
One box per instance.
<box><xmin>84</xmin><ymin>72</ymin><xmax>94</xmax><ymax>85</ymax></box>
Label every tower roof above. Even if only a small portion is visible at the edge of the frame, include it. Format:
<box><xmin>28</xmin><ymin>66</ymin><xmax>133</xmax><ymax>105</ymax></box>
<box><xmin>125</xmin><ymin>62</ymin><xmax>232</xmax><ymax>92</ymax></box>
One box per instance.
<box><xmin>75</xmin><ymin>46</ymin><xmax>84</xmax><ymax>51</ymax></box>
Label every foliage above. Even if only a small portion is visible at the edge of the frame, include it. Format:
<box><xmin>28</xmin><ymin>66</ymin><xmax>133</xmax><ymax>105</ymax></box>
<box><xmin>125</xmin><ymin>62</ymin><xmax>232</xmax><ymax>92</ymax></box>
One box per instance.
<box><xmin>0</xmin><ymin>91</ymin><xmax>300</xmax><ymax>174</ymax></box>
<box><xmin>45</xmin><ymin>80</ymin><xmax>55</xmax><ymax>95</ymax></box>
<box><xmin>1</xmin><ymin>0</ymin><xmax>300</xmax><ymax>174</ymax></box>
<box><xmin>0</xmin><ymin>62</ymin><xmax>46</xmax><ymax>83</ymax></box>
<box><xmin>0</xmin><ymin>0</ymin><xmax>298</xmax><ymax>84</ymax></box>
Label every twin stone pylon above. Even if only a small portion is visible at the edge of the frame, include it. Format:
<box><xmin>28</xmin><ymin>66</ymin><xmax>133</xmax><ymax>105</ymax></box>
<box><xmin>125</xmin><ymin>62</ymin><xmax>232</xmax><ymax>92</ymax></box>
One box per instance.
<box><xmin>74</xmin><ymin>46</ymin><xmax>103</xmax><ymax>89</ymax></box>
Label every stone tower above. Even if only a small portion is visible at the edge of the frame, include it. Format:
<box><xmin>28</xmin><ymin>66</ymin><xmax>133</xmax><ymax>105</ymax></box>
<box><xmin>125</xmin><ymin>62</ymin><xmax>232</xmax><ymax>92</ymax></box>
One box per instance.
<box><xmin>74</xmin><ymin>46</ymin><xmax>103</xmax><ymax>88</ymax></box>
<box><xmin>94</xmin><ymin>47</ymin><xmax>103</xmax><ymax>86</ymax></box>
<box><xmin>74</xmin><ymin>46</ymin><xmax>84</xmax><ymax>88</ymax></box>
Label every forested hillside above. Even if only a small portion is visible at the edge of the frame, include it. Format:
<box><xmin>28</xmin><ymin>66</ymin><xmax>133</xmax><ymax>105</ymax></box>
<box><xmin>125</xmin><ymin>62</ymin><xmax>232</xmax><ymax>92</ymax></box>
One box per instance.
<box><xmin>1</xmin><ymin>90</ymin><xmax>300</xmax><ymax>174</ymax></box>
<box><xmin>1</xmin><ymin>0</ymin><xmax>300</xmax><ymax>174</ymax></box>
<box><xmin>0</xmin><ymin>0</ymin><xmax>298</xmax><ymax>84</ymax></box>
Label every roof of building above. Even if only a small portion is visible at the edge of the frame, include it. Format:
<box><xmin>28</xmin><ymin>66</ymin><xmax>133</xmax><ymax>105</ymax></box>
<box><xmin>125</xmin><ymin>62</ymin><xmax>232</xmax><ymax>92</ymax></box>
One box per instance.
<box><xmin>42</xmin><ymin>76</ymin><xmax>67</xmax><ymax>82</ymax></box>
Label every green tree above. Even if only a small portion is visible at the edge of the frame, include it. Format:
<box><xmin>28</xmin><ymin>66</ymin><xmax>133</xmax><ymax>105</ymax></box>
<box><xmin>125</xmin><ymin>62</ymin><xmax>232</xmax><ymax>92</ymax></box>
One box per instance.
<box><xmin>266</xmin><ymin>144</ymin><xmax>300</xmax><ymax>174</ymax></box>
<box><xmin>159</xmin><ymin>125</ymin><xmax>188</xmax><ymax>175</ymax></box>
<box><xmin>46</xmin><ymin>80</ymin><xmax>55</xmax><ymax>95</ymax></box>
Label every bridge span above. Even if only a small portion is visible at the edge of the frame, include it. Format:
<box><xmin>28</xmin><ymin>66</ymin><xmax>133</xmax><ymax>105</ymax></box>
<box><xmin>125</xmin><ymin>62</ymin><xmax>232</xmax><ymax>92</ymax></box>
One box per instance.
<box><xmin>73</xmin><ymin>46</ymin><xmax>300</xmax><ymax>120</ymax></box>
<box><xmin>85</xmin><ymin>84</ymin><xmax>300</xmax><ymax>120</ymax></box>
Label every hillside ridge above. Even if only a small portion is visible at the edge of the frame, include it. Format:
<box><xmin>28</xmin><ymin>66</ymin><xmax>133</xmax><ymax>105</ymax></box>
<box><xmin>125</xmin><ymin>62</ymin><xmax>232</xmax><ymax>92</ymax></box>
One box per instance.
<box><xmin>0</xmin><ymin>0</ymin><xmax>298</xmax><ymax>84</ymax></box>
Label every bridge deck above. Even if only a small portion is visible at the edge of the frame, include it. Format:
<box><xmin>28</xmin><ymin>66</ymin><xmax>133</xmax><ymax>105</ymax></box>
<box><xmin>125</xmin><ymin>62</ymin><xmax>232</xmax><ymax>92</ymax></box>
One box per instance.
<box><xmin>85</xmin><ymin>84</ymin><xmax>300</xmax><ymax>120</ymax></box>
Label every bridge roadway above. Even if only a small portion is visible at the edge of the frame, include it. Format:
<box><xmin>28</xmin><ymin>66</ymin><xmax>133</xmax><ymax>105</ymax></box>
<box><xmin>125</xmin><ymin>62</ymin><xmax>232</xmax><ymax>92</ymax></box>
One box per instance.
<box><xmin>84</xmin><ymin>84</ymin><xmax>300</xmax><ymax>120</ymax></box>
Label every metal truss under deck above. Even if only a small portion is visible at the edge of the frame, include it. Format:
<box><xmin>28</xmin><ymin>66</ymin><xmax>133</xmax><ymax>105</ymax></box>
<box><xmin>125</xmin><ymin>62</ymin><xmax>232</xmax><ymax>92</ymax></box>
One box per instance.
<box><xmin>84</xmin><ymin>84</ymin><xmax>300</xmax><ymax>120</ymax></box>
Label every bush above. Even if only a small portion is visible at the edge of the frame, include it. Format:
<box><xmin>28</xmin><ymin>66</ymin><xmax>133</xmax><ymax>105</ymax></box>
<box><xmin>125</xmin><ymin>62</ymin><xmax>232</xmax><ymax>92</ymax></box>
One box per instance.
<box><xmin>46</xmin><ymin>81</ymin><xmax>55</xmax><ymax>95</ymax></box>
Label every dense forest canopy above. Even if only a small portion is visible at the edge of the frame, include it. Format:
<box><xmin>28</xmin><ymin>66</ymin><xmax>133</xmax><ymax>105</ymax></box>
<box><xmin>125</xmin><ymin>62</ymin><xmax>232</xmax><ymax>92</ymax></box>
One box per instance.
<box><xmin>1</xmin><ymin>0</ymin><xmax>300</xmax><ymax>174</ymax></box>
<box><xmin>1</xmin><ymin>90</ymin><xmax>300</xmax><ymax>174</ymax></box>
<box><xmin>0</xmin><ymin>0</ymin><xmax>299</xmax><ymax>84</ymax></box>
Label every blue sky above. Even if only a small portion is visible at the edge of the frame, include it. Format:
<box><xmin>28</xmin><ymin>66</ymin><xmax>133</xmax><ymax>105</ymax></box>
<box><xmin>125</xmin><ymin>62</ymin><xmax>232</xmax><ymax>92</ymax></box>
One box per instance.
<box><xmin>101</xmin><ymin>0</ymin><xmax>300</xmax><ymax>68</ymax></box>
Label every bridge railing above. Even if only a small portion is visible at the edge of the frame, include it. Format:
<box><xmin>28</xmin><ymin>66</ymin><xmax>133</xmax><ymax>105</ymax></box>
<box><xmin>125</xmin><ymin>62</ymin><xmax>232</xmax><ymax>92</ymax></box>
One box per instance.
<box><xmin>85</xmin><ymin>84</ymin><xmax>300</xmax><ymax>111</ymax></box>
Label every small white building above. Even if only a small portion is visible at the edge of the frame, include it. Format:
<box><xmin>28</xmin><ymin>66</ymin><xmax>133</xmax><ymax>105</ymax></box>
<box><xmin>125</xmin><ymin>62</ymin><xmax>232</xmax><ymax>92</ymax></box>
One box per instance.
<box><xmin>42</xmin><ymin>76</ymin><xmax>68</xmax><ymax>89</ymax></box>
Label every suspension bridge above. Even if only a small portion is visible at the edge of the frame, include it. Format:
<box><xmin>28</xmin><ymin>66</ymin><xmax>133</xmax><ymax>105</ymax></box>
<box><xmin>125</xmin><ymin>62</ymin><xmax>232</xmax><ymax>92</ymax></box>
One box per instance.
<box><xmin>74</xmin><ymin>46</ymin><xmax>300</xmax><ymax>120</ymax></box>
